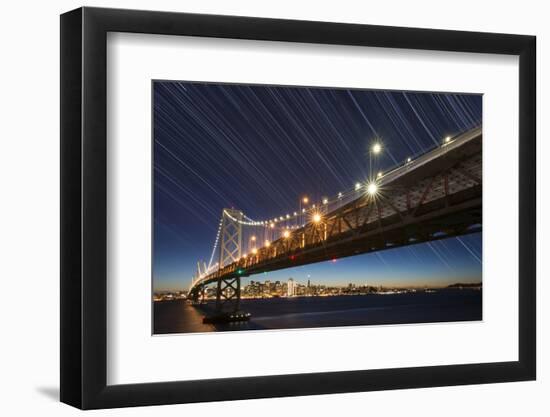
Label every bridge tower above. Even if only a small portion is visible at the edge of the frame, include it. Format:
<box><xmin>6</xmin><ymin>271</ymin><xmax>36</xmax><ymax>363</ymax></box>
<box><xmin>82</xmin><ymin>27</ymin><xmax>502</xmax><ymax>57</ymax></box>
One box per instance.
<box><xmin>215</xmin><ymin>209</ymin><xmax>243</xmax><ymax>314</ymax></box>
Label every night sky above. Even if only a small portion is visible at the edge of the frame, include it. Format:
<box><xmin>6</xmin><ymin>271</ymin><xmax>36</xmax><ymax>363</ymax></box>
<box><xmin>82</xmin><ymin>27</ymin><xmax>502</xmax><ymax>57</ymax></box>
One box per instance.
<box><xmin>153</xmin><ymin>81</ymin><xmax>482</xmax><ymax>292</ymax></box>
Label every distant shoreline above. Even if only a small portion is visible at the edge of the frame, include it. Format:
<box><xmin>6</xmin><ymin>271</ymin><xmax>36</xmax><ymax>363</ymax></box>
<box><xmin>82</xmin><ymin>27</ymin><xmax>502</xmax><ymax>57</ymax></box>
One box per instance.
<box><xmin>153</xmin><ymin>285</ymin><xmax>482</xmax><ymax>302</ymax></box>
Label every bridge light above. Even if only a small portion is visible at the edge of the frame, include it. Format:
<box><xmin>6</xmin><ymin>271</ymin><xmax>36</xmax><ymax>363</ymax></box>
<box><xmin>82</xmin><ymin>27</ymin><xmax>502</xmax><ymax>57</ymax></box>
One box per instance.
<box><xmin>312</xmin><ymin>213</ymin><xmax>322</xmax><ymax>223</ymax></box>
<box><xmin>338</xmin><ymin>192</ymin><xmax>343</xmax><ymax>198</ymax></box>
<box><xmin>377</xmin><ymin>171</ymin><xmax>383</xmax><ymax>178</ymax></box>
<box><xmin>242</xmin><ymin>253</ymin><xmax>247</xmax><ymax>259</ymax></box>
<box><xmin>355</xmin><ymin>182</ymin><xmax>362</xmax><ymax>191</ymax></box>
<box><xmin>237</xmin><ymin>269</ymin><xmax>244</xmax><ymax>275</ymax></box>
<box><xmin>302</xmin><ymin>197</ymin><xmax>309</xmax><ymax>204</ymax></box>
<box><xmin>251</xmin><ymin>248</ymin><xmax>258</xmax><ymax>255</ymax></box>
<box><xmin>286</xmin><ymin>214</ymin><xmax>290</xmax><ymax>219</ymax></box>
<box><xmin>302</xmin><ymin>208</ymin><xmax>306</xmax><ymax>213</ymax></box>
<box><xmin>444</xmin><ymin>136</ymin><xmax>451</xmax><ymax>143</ymax></box>
<box><xmin>407</xmin><ymin>157</ymin><xmax>412</xmax><ymax>163</ymax></box>
<box><xmin>322</xmin><ymin>198</ymin><xmax>328</xmax><ymax>205</ymax></box>
<box><xmin>270</xmin><ymin>223</ymin><xmax>275</xmax><ymax>229</ymax></box>
<box><xmin>250</xmin><ymin>235</ymin><xmax>256</xmax><ymax>241</ymax></box>
<box><xmin>371</xmin><ymin>142</ymin><xmax>382</xmax><ymax>154</ymax></box>
<box><xmin>367</xmin><ymin>182</ymin><xmax>378</xmax><ymax>196</ymax></box>
<box><xmin>283</xmin><ymin>230</ymin><xmax>291</xmax><ymax>238</ymax></box>
<box><xmin>279</xmin><ymin>216</ymin><xmax>284</xmax><ymax>221</ymax></box>
<box><xmin>264</xmin><ymin>240</ymin><xmax>271</xmax><ymax>247</ymax></box>
<box><xmin>293</xmin><ymin>212</ymin><xmax>297</xmax><ymax>216</ymax></box>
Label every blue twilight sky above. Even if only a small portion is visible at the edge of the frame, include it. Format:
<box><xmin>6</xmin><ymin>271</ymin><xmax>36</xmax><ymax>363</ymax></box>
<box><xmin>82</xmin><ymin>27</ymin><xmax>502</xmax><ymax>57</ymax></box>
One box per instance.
<box><xmin>153</xmin><ymin>82</ymin><xmax>482</xmax><ymax>292</ymax></box>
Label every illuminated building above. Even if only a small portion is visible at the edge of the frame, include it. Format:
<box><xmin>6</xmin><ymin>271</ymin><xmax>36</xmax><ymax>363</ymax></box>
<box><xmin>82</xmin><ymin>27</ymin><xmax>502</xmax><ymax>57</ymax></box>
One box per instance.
<box><xmin>287</xmin><ymin>278</ymin><xmax>296</xmax><ymax>297</ymax></box>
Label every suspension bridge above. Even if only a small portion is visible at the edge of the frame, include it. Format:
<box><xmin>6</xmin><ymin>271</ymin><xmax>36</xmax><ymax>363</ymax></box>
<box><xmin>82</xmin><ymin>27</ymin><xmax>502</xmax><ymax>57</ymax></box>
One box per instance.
<box><xmin>187</xmin><ymin>126</ymin><xmax>482</xmax><ymax>323</ymax></box>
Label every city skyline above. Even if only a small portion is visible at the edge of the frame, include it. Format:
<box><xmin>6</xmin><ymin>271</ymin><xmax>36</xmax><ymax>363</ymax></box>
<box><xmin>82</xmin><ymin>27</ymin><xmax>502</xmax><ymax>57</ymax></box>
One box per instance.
<box><xmin>153</xmin><ymin>81</ymin><xmax>482</xmax><ymax>293</ymax></box>
<box><xmin>154</xmin><ymin>274</ymin><xmax>482</xmax><ymax>297</ymax></box>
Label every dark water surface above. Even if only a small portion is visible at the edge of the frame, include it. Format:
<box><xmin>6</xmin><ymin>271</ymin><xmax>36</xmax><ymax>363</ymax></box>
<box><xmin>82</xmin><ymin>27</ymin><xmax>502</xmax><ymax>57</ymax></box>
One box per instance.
<box><xmin>153</xmin><ymin>290</ymin><xmax>482</xmax><ymax>334</ymax></box>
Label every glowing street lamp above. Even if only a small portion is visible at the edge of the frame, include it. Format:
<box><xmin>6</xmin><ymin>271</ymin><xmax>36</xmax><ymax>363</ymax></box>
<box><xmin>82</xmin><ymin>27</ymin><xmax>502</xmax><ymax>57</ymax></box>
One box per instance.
<box><xmin>251</xmin><ymin>248</ymin><xmax>258</xmax><ymax>255</ymax></box>
<box><xmin>299</xmin><ymin>196</ymin><xmax>310</xmax><ymax>225</ymax></box>
<box><xmin>355</xmin><ymin>182</ymin><xmax>362</xmax><ymax>191</ymax></box>
<box><xmin>444</xmin><ymin>136</ymin><xmax>451</xmax><ymax>144</ymax></box>
<box><xmin>407</xmin><ymin>157</ymin><xmax>412</xmax><ymax>163</ymax></box>
<box><xmin>264</xmin><ymin>240</ymin><xmax>271</xmax><ymax>247</ymax></box>
<box><xmin>250</xmin><ymin>235</ymin><xmax>256</xmax><ymax>242</ymax></box>
<box><xmin>371</xmin><ymin>142</ymin><xmax>382</xmax><ymax>155</ymax></box>
<box><xmin>369</xmin><ymin>140</ymin><xmax>383</xmax><ymax>181</ymax></box>
<box><xmin>283</xmin><ymin>230</ymin><xmax>291</xmax><ymax>238</ymax></box>
<box><xmin>367</xmin><ymin>182</ymin><xmax>378</xmax><ymax>196</ymax></box>
<box><xmin>312</xmin><ymin>213</ymin><xmax>322</xmax><ymax>223</ymax></box>
<box><xmin>377</xmin><ymin>171</ymin><xmax>383</xmax><ymax>178</ymax></box>
<box><xmin>322</xmin><ymin>198</ymin><xmax>328</xmax><ymax>205</ymax></box>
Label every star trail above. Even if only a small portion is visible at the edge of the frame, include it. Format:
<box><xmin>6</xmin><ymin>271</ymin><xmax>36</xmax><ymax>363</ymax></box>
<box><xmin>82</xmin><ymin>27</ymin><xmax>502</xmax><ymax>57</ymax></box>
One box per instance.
<box><xmin>153</xmin><ymin>81</ymin><xmax>482</xmax><ymax>292</ymax></box>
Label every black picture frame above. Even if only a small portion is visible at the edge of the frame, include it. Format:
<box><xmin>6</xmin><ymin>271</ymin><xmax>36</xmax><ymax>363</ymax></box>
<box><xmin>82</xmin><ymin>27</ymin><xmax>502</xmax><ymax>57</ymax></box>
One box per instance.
<box><xmin>60</xmin><ymin>6</ymin><xmax>536</xmax><ymax>410</ymax></box>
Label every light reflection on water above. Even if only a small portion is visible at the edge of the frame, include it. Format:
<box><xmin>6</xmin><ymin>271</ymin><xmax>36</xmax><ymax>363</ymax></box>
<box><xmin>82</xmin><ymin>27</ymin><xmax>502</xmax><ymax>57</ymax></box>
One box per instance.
<box><xmin>153</xmin><ymin>290</ymin><xmax>481</xmax><ymax>335</ymax></box>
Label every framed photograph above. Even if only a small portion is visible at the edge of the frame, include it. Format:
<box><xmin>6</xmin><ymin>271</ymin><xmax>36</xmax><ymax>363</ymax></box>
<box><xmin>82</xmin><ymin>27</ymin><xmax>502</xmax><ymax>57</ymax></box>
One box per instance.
<box><xmin>60</xmin><ymin>7</ymin><xmax>536</xmax><ymax>409</ymax></box>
